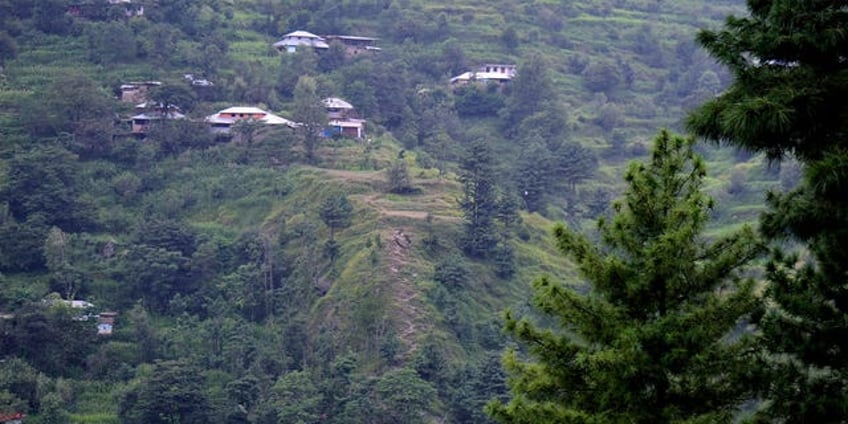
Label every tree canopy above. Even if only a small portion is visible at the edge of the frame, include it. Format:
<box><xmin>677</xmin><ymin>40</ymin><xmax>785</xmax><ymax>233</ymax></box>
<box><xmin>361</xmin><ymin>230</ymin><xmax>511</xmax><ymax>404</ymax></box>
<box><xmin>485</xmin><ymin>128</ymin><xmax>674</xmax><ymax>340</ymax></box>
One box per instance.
<box><xmin>687</xmin><ymin>1</ymin><xmax>848</xmax><ymax>420</ymax></box>
<box><xmin>489</xmin><ymin>131</ymin><xmax>762</xmax><ymax>423</ymax></box>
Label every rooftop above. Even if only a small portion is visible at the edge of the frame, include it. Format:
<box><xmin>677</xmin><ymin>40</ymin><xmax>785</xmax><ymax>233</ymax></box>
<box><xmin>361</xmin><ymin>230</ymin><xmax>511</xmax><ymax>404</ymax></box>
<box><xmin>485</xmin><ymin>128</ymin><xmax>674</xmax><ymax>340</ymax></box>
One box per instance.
<box><xmin>324</xmin><ymin>35</ymin><xmax>378</xmax><ymax>41</ymax></box>
<box><xmin>323</xmin><ymin>97</ymin><xmax>354</xmax><ymax>109</ymax></box>
<box><xmin>283</xmin><ymin>30</ymin><xmax>324</xmax><ymax>39</ymax></box>
<box><xmin>206</xmin><ymin>107</ymin><xmax>298</xmax><ymax>127</ymax></box>
<box><xmin>120</xmin><ymin>81</ymin><xmax>161</xmax><ymax>89</ymax></box>
<box><xmin>450</xmin><ymin>70</ymin><xmax>514</xmax><ymax>84</ymax></box>
<box><xmin>218</xmin><ymin>106</ymin><xmax>271</xmax><ymax>115</ymax></box>
<box><xmin>329</xmin><ymin>119</ymin><xmax>365</xmax><ymax>127</ymax></box>
<box><xmin>131</xmin><ymin>111</ymin><xmax>186</xmax><ymax>120</ymax></box>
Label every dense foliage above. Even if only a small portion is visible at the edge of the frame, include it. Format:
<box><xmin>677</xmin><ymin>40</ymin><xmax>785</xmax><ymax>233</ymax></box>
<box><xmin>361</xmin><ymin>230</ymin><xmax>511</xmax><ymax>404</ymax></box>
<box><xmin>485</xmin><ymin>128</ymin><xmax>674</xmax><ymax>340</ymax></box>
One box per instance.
<box><xmin>490</xmin><ymin>131</ymin><xmax>762</xmax><ymax>423</ymax></box>
<box><xmin>0</xmin><ymin>0</ymin><xmax>782</xmax><ymax>422</ymax></box>
<box><xmin>688</xmin><ymin>0</ymin><xmax>848</xmax><ymax>420</ymax></box>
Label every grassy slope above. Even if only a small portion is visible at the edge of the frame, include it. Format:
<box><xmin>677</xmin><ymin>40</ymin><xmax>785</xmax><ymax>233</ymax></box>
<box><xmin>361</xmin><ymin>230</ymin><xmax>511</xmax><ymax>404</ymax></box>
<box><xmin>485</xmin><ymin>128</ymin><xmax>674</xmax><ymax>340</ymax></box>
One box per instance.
<box><xmin>0</xmin><ymin>0</ymin><xmax>784</xmax><ymax>420</ymax></box>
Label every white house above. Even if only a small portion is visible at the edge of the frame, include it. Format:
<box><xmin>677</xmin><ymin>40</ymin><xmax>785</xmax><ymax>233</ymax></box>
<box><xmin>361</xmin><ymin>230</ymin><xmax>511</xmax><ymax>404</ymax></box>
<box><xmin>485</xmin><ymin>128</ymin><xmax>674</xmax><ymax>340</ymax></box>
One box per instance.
<box><xmin>273</xmin><ymin>31</ymin><xmax>329</xmax><ymax>53</ymax></box>
<box><xmin>322</xmin><ymin>97</ymin><xmax>355</xmax><ymax>120</ymax></box>
<box><xmin>320</xmin><ymin>97</ymin><xmax>366</xmax><ymax>138</ymax></box>
<box><xmin>327</xmin><ymin>119</ymin><xmax>366</xmax><ymax>139</ymax></box>
<box><xmin>97</xmin><ymin>311</ymin><xmax>118</xmax><ymax>336</ymax></box>
<box><xmin>63</xmin><ymin>300</ymin><xmax>95</xmax><ymax>309</ymax></box>
<box><xmin>205</xmin><ymin>106</ymin><xmax>298</xmax><ymax>133</ymax></box>
<box><xmin>450</xmin><ymin>64</ymin><xmax>517</xmax><ymax>86</ymax></box>
<box><xmin>131</xmin><ymin>109</ymin><xmax>186</xmax><ymax>134</ymax></box>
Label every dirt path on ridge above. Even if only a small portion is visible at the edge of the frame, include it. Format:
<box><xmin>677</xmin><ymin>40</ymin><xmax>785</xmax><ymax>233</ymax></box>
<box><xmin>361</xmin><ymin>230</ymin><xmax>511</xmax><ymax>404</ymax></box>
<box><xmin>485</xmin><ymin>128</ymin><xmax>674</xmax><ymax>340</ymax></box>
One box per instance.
<box><xmin>385</xmin><ymin>228</ymin><xmax>427</xmax><ymax>357</ymax></box>
<box><xmin>305</xmin><ymin>166</ymin><xmax>453</xmax><ymax>355</ymax></box>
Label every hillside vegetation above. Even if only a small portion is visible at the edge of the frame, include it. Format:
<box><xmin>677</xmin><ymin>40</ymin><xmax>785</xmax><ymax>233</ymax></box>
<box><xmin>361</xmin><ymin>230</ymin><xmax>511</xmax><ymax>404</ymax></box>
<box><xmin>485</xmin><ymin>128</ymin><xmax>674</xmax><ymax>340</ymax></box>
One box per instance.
<box><xmin>0</xmin><ymin>0</ymin><xmax>792</xmax><ymax>422</ymax></box>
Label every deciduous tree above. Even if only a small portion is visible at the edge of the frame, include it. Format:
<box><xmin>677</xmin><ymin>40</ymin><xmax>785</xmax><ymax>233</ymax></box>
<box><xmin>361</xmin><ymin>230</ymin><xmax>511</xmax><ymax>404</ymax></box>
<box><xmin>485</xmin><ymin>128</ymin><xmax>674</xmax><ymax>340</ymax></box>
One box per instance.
<box><xmin>501</xmin><ymin>55</ymin><xmax>556</xmax><ymax>134</ymax></box>
<box><xmin>374</xmin><ymin>368</ymin><xmax>437</xmax><ymax>424</ymax></box>
<box><xmin>294</xmin><ymin>76</ymin><xmax>327</xmax><ymax>163</ymax></box>
<box><xmin>582</xmin><ymin>60</ymin><xmax>621</xmax><ymax>94</ymax></box>
<box><xmin>85</xmin><ymin>21</ymin><xmax>137</xmax><ymax>64</ymax></box>
<box><xmin>386</xmin><ymin>159</ymin><xmax>414</xmax><ymax>194</ymax></box>
<box><xmin>3</xmin><ymin>145</ymin><xmax>95</xmax><ymax>231</ymax></box>
<box><xmin>119</xmin><ymin>360</ymin><xmax>211</xmax><ymax>424</ymax></box>
<box><xmin>269</xmin><ymin>370</ymin><xmax>324</xmax><ymax>424</ymax></box>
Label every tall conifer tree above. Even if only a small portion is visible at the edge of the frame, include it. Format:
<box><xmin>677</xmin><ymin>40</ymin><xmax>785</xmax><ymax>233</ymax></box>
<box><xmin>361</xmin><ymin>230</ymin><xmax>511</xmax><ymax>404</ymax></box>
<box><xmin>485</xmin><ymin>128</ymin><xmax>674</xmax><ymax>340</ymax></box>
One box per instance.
<box><xmin>459</xmin><ymin>138</ymin><xmax>500</xmax><ymax>258</ymax></box>
<box><xmin>686</xmin><ymin>2</ymin><xmax>848</xmax><ymax>419</ymax></box>
<box><xmin>489</xmin><ymin>131</ymin><xmax>762</xmax><ymax>423</ymax></box>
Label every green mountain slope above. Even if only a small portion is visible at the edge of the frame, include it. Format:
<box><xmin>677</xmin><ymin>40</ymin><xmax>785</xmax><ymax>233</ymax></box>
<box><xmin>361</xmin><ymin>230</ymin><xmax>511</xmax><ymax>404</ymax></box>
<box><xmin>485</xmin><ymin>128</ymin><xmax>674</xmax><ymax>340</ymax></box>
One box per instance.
<box><xmin>0</xmin><ymin>0</ymin><xmax>787</xmax><ymax>422</ymax></box>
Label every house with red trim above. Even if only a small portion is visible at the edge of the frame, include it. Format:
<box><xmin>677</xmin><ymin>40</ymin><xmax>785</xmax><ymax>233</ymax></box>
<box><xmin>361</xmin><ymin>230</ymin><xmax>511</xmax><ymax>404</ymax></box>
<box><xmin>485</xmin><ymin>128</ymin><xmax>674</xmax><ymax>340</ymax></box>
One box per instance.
<box><xmin>0</xmin><ymin>411</ymin><xmax>25</xmax><ymax>423</ymax></box>
<box><xmin>97</xmin><ymin>311</ymin><xmax>118</xmax><ymax>336</ymax></box>
<box><xmin>327</xmin><ymin>119</ymin><xmax>366</xmax><ymax>139</ymax></box>
<box><xmin>322</xmin><ymin>98</ymin><xmax>365</xmax><ymax>139</ymax></box>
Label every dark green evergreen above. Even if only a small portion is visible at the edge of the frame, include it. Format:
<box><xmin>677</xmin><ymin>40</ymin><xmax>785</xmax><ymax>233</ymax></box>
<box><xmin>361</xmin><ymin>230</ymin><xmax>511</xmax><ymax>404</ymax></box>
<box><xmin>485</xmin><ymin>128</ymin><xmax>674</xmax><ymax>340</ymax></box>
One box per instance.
<box><xmin>687</xmin><ymin>1</ymin><xmax>848</xmax><ymax>420</ymax></box>
<box><xmin>320</xmin><ymin>194</ymin><xmax>353</xmax><ymax>242</ymax></box>
<box><xmin>489</xmin><ymin>131</ymin><xmax>762</xmax><ymax>423</ymax></box>
<box><xmin>433</xmin><ymin>254</ymin><xmax>472</xmax><ymax>291</ymax></box>
<box><xmin>513</xmin><ymin>137</ymin><xmax>551</xmax><ymax>213</ymax></box>
<box><xmin>0</xmin><ymin>0</ymin><xmax>775</xmax><ymax>421</ymax></box>
<box><xmin>459</xmin><ymin>138</ymin><xmax>500</xmax><ymax>258</ymax></box>
<box><xmin>513</xmin><ymin>137</ymin><xmax>596</xmax><ymax>214</ymax></box>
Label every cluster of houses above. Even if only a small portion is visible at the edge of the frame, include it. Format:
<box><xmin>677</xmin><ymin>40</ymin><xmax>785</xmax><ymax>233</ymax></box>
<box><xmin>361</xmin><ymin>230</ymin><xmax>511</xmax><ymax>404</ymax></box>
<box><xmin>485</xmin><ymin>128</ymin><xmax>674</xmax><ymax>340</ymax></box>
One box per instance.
<box><xmin>121</xmin><ymin>82</ymin><xmax>367</xmax><ymax>139</ymax></box>
<box><xmin>40</xmin><ymin>298</ymin><xmax>118</xmax><ymax>336</ymax></box>
<box><xmin>115</xmin><ymin>30</ymin><xmax>515</xmax><ymax>141</ymax></box>
<box><xmin>271</xmin><ymin>30</ymin><xmax>516</xmax><ymax>89</ymax></box>
<box><xmin>273</xmin><ymin>30</ymin><xmax>381</xmax><ymax>57</ymax></box>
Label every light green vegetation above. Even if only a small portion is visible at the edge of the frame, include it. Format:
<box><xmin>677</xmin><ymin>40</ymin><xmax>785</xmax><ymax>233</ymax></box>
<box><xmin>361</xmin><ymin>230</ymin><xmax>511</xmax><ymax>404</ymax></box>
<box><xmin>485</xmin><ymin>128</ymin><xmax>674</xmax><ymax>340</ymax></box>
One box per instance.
<box><xmin>0</xmin><ymin>0</ymin><xmax>777</xmax><ymax>422</ymax></box>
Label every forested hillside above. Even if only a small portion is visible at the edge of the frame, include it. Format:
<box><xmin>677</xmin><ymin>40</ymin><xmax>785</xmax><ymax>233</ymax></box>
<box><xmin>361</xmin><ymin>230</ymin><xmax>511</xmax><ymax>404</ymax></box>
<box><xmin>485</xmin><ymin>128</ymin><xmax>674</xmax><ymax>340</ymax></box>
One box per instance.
<box><xmin>0</xmin><ymin>0</ymin><xmax>801</xmax><ymax>422</ymax></box>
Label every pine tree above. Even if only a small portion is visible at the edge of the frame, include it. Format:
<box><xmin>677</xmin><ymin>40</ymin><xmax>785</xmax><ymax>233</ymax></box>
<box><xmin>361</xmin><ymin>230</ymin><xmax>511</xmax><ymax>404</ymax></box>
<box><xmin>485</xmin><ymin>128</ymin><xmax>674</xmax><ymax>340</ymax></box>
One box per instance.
<box><xmin>459</xmin><ymin>138</ymin><xmax>500</xmax><ymax>258</ymax></box>
<box><xmin>513</xmin><ymin>137</ymin><xmax>552</xmax><ymax>213</ymax></box>
<box><xmin>488</xmin><ymin>131</ymin><xmax>762</xmax><ymax>423</ymax></box>
<box><xmin>686</xmin><ymin>2</ymin><xmax>848</xmax><ymax>420</ymax></box>
<box><xmin>320</xmin><ymin>194</ymin><xmax>353</xmax><ymax>241</ymax></box>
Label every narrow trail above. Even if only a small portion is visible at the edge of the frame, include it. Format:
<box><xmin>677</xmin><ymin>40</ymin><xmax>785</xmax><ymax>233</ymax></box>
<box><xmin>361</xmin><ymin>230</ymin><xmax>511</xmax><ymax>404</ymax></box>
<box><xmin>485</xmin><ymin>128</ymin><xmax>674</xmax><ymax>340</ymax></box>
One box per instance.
<box><xmin>308</xmin><ymin>166</ymin><xmax>450</xmax><ymax>356</ymax></box>
<box><xmin>385</xmin><ymin>228</ymin><xmax>426</xmax><ymax>357</ymax></box>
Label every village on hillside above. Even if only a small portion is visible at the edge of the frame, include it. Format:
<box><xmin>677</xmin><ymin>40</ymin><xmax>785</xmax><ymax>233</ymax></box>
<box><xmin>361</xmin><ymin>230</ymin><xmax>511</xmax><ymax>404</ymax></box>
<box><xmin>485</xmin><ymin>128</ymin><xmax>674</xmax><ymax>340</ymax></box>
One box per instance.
<box><xmin>118</xmin><ymin>29</ymin><xmax>516</xmax><ymax>143</ymax></box>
